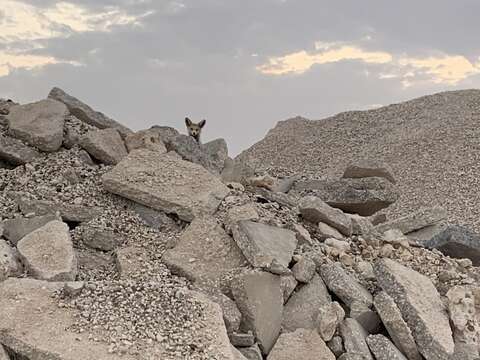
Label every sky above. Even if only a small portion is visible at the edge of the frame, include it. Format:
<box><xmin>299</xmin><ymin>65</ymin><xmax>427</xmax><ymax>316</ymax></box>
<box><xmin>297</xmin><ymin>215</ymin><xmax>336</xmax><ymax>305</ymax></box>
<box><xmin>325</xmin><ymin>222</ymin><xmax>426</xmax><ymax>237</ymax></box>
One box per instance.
<box><xmin>1</xmin><ymin>0</ymin><xmax>480</xmax><ymax>156</ymax></box>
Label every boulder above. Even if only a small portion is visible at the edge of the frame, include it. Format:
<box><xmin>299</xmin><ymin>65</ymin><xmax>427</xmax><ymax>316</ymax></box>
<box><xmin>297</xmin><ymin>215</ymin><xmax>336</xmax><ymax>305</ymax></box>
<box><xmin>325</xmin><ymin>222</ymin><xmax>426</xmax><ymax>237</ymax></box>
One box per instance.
<box><xmin>222</xmin><ymin>157</ymin><xmax>255</xmax><ymax>184</ymax></box>
<box><xmin>424</xmin><ymin>225</ymin><xmax>480</xmax><ymax>266</ymax></box>
<box><xmin>375</xmin><ymin>206</ymin><xmax>447</xmax><ymax>234</ymax></box>
<box><xmin>202</xmin><ymin>138</ymin><xmax>229</xmax><ymax>173</ymax></box>
<box><xmin>267</xmin><ymin>329</ymin><xmax>335</xmax><ymax>360</ymax></box>
<box><xmin>374</xmin><ymin>258</ymin><xmax>455</xmax><ymax>360</ymax></box>
<box><xmin>148</xmin><ymin>125</ymin><xmax>180</xmax><ymax>143</ymax></box>
<box><xmin>164</xmin><ymin>134</ymin><xmax>217</xmax><ymax>173</ymax></box>
<box><xmin>316</xmin><ymin>301</ymin><xmax>346</xmax><ymax>342</ymax></box>
<box><xmin>282</xmin><ymin>274</ymin><xmax>332</xmax><ymax>332</ymax></box>
<box><xmin>18</xmin><ymin>199</ymin><xmax>102</xmax><ymax>223</ymax></box>
<box><xmin>2</xmin><ymin>214</ymin><xmax>58</xmax><ymax>245</ymax></box>
<box><xmin>80</xmin><ymin>128</ymin><xmax>127</xmax><ymax>165</ymax></box>
<box><xmin>17</xmin><ymin>220</ymin><xmax>77</xmax><ymax>281</ymax></box>
<box><xmin>292</xmin><ymin>257</ymin><xmax>316</xmax><ymax>283</ymax></box>
<box><xmin>299</xmin><ymin>196</ymin><xmax>353</xmax><ymax>236</ymax></box>
<box><xmin>163</xmin><ymin>216</ymin><xmax>246</xmax><ymax>287</ymax></box>
<box><xmin>366</xmin><ymin>334</ymin><xmax>408</xmax><ymax>360</ymax></box>
<box><xmin>319</xmin><ymin>262</ymin><xmax>373</xmax><ymax>308</ymax></box>
<box><xmin>343</xmin><ymin>161</ymin><xmax>396</xmax><ymax>184</ymax></box>
<box><xmin>339</xmin><ymin>318</ymin><xmax>373</xmax><ymax>360</ymax></box>
<box><xmin>232</xmin><ymin>221</ymin><xmax>297</xmax><ymax>274</ymax></box>
<box><xmin>294</xmin><ymin>177</ymin><xmax>399</xmax><ymax>216</ymax></box>
<box><xmin>102</xmin><ymin>150</ymin><xmax>229</xmax><ymax>221</ymax></box>
<box><xmin>0</xmin><ymin>239</ymin><xmax>22</xmax><ymax>281</ymax></box>
<box><xmin>7</xmin><ymin>99</ymin><xmax>66</xmax><ymax>152</ymax></box>
<box><xmin>231</xmin><ymin>271</ymin><xmax>282</xmax><ymax>355</ymax></box>
<box><xmin>0</xmin><ymin>134</ymin><xmax>40</xmax><ymax>165</ymax></box>
<box><xmin>48</xmin><ymin>87</ymin><xmax>132</xmax><ymax>137</ymax></box>
<box><xmin>124</xmin><ymin>128</ymin><xmax>168</xmax><ymax>153</ymax></box>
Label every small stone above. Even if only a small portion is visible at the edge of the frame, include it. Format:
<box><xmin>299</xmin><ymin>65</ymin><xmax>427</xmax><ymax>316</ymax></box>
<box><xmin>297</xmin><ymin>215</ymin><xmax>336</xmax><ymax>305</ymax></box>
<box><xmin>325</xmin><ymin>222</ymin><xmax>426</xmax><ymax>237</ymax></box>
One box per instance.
<box><xmin>279</xmin><ymin>274</ymin><xmax>298</xmax><ymax>304</ymax></box>
<box><xmin>316</xmin><ymin>301</ymin><xmax>345</xmax><ymax>342</ymax></box>
<box><xmin>292</xmin><ymin>224</ymin><xmax>313</xmax><ymax>246</ymax></box>
<box><xmin>292</xmin><ymin>257</ymin><xmax>316</xmax><ymax>283</ymax></box>
<box><xmin>324</xmin><ymin>238</ymin><xmax>351</xmax><ymax>253</ymax></box>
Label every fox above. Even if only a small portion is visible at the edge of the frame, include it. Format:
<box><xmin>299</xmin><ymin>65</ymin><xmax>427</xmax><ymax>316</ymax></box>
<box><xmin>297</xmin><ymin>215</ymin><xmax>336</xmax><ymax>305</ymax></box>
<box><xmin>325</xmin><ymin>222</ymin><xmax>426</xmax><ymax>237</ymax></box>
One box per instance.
<box><xmin>185</xmin><ymin>117</ymin><xmax>206</xmax><ymax>143</ymax></box>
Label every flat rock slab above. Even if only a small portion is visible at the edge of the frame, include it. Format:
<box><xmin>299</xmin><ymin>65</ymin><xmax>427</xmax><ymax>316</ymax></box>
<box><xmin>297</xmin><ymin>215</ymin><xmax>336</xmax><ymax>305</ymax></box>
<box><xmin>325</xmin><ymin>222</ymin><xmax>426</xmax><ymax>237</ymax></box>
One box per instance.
<box><xmin>163</xmin><ymin>216</ymin><xmax>246</xmax><ymax>286</ymax></box>
<box><xmin>343</xmin><ymin>161</ymin><xmax>396</xmax><ymax>184</ymax></box>
<box><xmin>282</xmin><ymin>274</ymin><xmax>332</xmax><ymax>332</ymax></box>
<box><xmin>376</xmin><ymin>206</ymin><xmax>447</xmax><ymax>234</ymax></box>
<box><xmin>80</xmin><ymin>128</ymin><xmax>127</xmax><ymax>165</ymax></box>
<box><xmin>17</xmin><ymin>220</ymin><xmax>77</xmax><ymax>281</ymax></box>
<box><xmin>407</xmin><ymin>223</ymin><xmax>447</xmax><ymax>246</ymax></box>
<box><xmin>299</xmin><ymin>196</ymin><xmax>352</xmax><ymax>236</ymax></box>
<box><xmin>48</xmin><ymin>87</ymin><xmax>132</xmax><ymax>137</ymax></box>
<box><xmin>18</xmin><ymin>199</ymin><xmax>102</xmax><ymax>223</ymax></box>
<box><xmin>102</xmin><ymin>150</ymin><xmax>229</xmax><ymax>221</ymax></box>
<box><xmin>319</xmin><ymin>262</ymin><xmax>373</xmax><ymax>308</ymax></box>
<box><xmin>2</xmin><ymin>214</ymin><xmax>58</xmax><ymax>245</ymax></box>
<box><xmin>295</xmin><ymin>177</ymin><xmax>399</xmax><ymax>216</ymax></box>
<box><xmin>232</xmin><ymin>221</ymin><xmax>297</xmax><ymax>273</ymax></box>
<box><xmin>374</xmin><ymin>258</ymin><xmax>455</xmax><ymax>360</ymax></box>
<box><xmin>7</xmin><ymin>99</ymin><xmax>66</xmax><ymax>152</ymax></box>
<box><xmin>373</xmin><ymin>291</ymin><xmax>422</xmax><ymax>360</ymax></box>
<box><xmin>425</xmin><ymin>225</ymin><xmax>480</xmax><ymax>266</ymax></box>
<box><xmin>366</xmin><ymin>334</ymin><xmax>407</xmax><ymax>360</ymax></box>
<box><xmin>232</xmin><ymin>271</ymin><xmax>283</xmax><ymax>355</ymax></box>
<box><xmin>339</xmin><ymin>318</ymin><xmax>373</xmax><ymax>360</ymax></box>
<box><xmin>267</xmin><ymin>329</ymin><xmax>335</xmax><ymax>360</ymax></box>
<box><xmin>0</xmin><ymin>134</ymin><xmax>40</xmax><ymax>165</ymax></box>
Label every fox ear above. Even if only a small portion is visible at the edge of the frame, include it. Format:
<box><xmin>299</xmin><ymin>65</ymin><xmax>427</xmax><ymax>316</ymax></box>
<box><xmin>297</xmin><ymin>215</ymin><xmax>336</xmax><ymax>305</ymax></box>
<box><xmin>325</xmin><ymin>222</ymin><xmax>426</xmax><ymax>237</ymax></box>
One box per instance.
<box><xmin>199</xmin><ymin>119</ymin><xmax>206</xmax><ymax>128</ymax></box>
<box><xmin>185</xmin><ymin>117</ymin><xmax>192</xmax><ymax>126</ymax></box>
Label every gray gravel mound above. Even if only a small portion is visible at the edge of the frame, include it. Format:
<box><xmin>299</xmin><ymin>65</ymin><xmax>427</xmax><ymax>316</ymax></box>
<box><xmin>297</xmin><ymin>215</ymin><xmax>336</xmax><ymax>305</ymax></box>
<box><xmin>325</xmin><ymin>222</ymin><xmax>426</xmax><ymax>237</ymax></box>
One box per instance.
<box><xmin>237</xmin><ymin>89</ymin><xmax>480</xmax><ymax>231</ymax></box>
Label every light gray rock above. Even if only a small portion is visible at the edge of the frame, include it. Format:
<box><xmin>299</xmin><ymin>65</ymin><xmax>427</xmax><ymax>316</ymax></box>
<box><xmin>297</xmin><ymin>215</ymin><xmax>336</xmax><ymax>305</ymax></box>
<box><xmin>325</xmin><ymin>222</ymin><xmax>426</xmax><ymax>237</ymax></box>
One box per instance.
<box><xmin>225</xmin><ymin>203</ymin><xmax>259</xmax><ymax>233</ymax></box>
<box><xmin>316</xmin><ymin>301</ymin><xmax>346</xmax><ymax>342</ymax></box>
<box><xmin>292</xmin><ymin>224</ymin><xmax>313</xmax><ymax>246</ymax></box>
<box><xmin>324</xmin><ymin>238</ymin><xmax>351</xmax><ymax>254</ymax></box>
<box><xmin>407</xmin><ymin>222</ymin><xmax>447</xmax><ymax>246</ymax></box>
<box><xmin>374</xmin><ymin>258</ymin><xmax>455</xmax><ymax>360</ymax></box>
<box><xmin>221</xmin><ymin>157</ymin><xmax>255</xmax><ymax>184</ymax></box>
<box><xmin>124</xmin><ymin>128</ymin><xmax>168</xmax><ymax>153</ymax></box>
<box><xmin>0</xmin><ymin>344</ymin><xmax>9</xmax><ymax>360</ymax></box>
<box><xmin>2</xmin><ymin>214</ymin><xmax>58</xmax><ymax>245</ymax></box>
<box><xmin>425</xmin><ymin>225</ymin><xmax>480</xmax><ymax>266</ymax></box>
<box><xmin>127</xmin><ymin>202</ymin><xmax>178</xmax><ymax>231</ymax></box>
<box><xmin>7</xmin><ymin>99</ymin><xmax>66</xmax><ymax>152</ymax></box>
<box><xmin>271</xmin><ymin>175</ymin><xmax>300</xmax><ymax>193</ymax></box>
<box><xmin>0</xmin><ymin>239</ymin><xmax>22</xmax><ymax>281</ymax></box>
<box><xmin>373</xmin><ymin>291</ymin><xmax>422</xmax><ymax>360</ymax></box>
<box><xmin>255</xmin><ymin>188</ymin><xmax>299</xmax><ymax>208</ymax></box>
<box><xmin>295</xmin><ymin>177</ymin><xmax>399</xmax><ymax>216</ymax></box>
<box><xmin>319</xmin><ymin>262</ymin><xmax>373</xmax><ymax>308</ymax></box>
<box><xmin>102</xmin><ymin>150</ymin><xmax>229</xmax><ymax>221</ymax></box>
<box><xmin>18</xmin><ymin>199</ymin><xmax>102</xmax><ymax>223</ymax></box>
<box><xmin>202</xmin><ymin>138</ymin><xmax>229</xmax><ymax>173</ymax></box>
<box><xmin>382</xmin><ymin>229</ymin><xmax>410</xmax><ymax>247</ymax></box>
<box><xmin>267</xmin><ymin>328</ymin><xmax>335</xmax><ymax>360</ymax></box>
<box><xmin>232</xmin><ymin>221</ymin><xmax>297</xmax><ymax>274</ymax></box>
<box><xmin>343</xmin><ymin>161</ymin><xmax>396</xmax><ymax>184</ymax></box>
<box><xmin>48</xmin><ymin>87</ymin><xmax>132</xmax><ymax>137</ymax></box>
<box><xmin>200</xmin><ymin>287</ymin><xmax>242</xmax><ymax>334</ymax></box>
<box><xmin>231</xmin><ymin>270</ymin><xmax>282</xmax><ymax>355</ymax></box>
<box><xmin>165</xmin><ymin>134</ymin><xmax>217</xmax><ymax>173</ymax></box>
<box><xmin>292</xmin><ymin>257</ymin><xmax>316</xmax><ymax>283</ymax></box>
<box><xmin>233</xmin><ymin>346</ymin><xmax>249</xmax><ymax>360</ymax></box>
<box><xmin>229</xmin><ymin>332</ymin><xmax>255</xmax><ymax>347</ymax></box>
<box><xmin>318</xmin><ymin>221</ymin><xmax>345</xmax><ymax>240</ymax></box>
<box><xmin>366</xmin><ymin>334</ymin><xmax>407</xmax><ymax>360</ymax></box>
<box><xmin>17</xmin><ymin>220</ymin><xmax>77</xmax><ymax>281</ymax></box>
<box><xmin>163</xmin><ymin>216</ymin><xmax>246</xmax><ymax>287</ymax></box>
<box><xmin>299</xmin><ymin>196</ymin><xmax>353</xmax><ymax>236</ymax></box>
<box><xmin>327</xmin><ymin>336</ymin><xmax>344</xmax><ymax>358</ymax></box>
<box><xmin>279</xmin><ymin>274</ymin><xmax>298</xmax><ymax>304</ymax></box>
<box><xmin>0</xmin><ymin>134</ymin><xmax>40</xmax><ymax>165</ymax></box>
<box><xmin>348</xmin><ymin>214</ymin><xmax>375</xmax><ymax>235</ymax></box>
<box><xmin>282</xmin><ymin>274</ymin><xmax>332</xmax><ymax>332</ymax></box>
<box><xmin>80</xmin><ymin>128</ymin><xmax>127</xmax><ymax>165</ymax></box>
<box><xmin>148</xmin><ymin>125</ymin><xmax>180</xmax><ymax>143</ymax></box>
<box><xmin>339</xmin><ymin>318</ymin><xmax>373</xmax><ymax>360</ymax></box>
<box><xmin>350</xmin><ymin>301</ymin><xmax>381</xmax><ymax>334</ymax></box>
<box><xmin>238</xmin><ymin>344</ymin><xmax>262</xmax><ymax>360</ymax></box>
<box><xmin>376</xmin><ymin>206</ymin><xmax>447</xmax><ymax>234</ymax></box>
<box><xmin>81</xmin><ymin>227</ymin><xmax>125</xmax><ymax>251</ymax></box>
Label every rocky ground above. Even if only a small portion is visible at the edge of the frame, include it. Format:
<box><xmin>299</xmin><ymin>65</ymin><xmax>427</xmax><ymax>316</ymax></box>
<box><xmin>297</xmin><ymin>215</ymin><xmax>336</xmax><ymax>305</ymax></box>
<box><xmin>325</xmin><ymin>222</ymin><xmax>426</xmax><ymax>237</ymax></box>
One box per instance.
<box><xmin>0</xmin><ymin>90</ymin><xmax>479</xmax><ymax>359</ymax></box>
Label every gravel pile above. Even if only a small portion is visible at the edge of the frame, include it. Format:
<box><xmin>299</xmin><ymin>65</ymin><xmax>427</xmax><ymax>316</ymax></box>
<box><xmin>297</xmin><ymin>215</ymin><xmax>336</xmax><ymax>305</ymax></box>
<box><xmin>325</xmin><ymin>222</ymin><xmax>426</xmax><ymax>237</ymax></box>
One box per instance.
<box><xmin>237</xmin><ymin>89</ymin><xmax>480</xmax><ymax>231</ymax></box>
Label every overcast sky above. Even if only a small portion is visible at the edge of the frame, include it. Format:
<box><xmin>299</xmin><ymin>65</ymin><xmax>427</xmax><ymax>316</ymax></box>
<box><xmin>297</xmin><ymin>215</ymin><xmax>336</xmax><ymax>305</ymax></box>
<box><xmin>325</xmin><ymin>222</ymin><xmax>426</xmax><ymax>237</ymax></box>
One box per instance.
<box><xmin>1</xmin><ymin>0</ymin><xmax>480</xmax><ymax>155</ymax></box>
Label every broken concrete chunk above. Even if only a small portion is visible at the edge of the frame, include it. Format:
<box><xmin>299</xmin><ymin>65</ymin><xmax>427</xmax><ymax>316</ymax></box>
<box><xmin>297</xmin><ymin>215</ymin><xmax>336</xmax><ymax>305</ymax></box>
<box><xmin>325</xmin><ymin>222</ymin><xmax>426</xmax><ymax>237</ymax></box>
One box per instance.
<box><xmin>231</xmin><ymin>271</ymin><xmax>282</xmax><ymax>355</ymax></box>
<box><xmin>102</xmin><ymin>150</ymin><xmax>229</xmax><ymax>221</ymax></box>
<box><xmin>80</xmin><ymin>128</ymin><xmax>128</xmax><ymax>165</ymax></box>
<box><xmin>232</xmin><ymin>220</ymin><xmax>297</xmax><ymax>274</ymax></box>
<box><xmin>17</xmin><ymin>220</ymin><xmax>77</xmax><ymax>281</ymax></box>
<box><xmin>267</xmin><ymin>329</ymin><xmax>335</xmax><ymax>360</ymax></box>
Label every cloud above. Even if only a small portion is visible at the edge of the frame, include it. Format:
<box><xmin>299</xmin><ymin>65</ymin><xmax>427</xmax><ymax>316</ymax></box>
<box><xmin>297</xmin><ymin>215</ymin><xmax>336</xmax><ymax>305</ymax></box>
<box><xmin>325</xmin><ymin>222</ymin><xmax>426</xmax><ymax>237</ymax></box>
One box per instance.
<box><xmin>257</xmin><ymin>41</ymin><xmax>480</xmax><ymax>85</ymax></box>
<box><xmin>0</xmin><ymin>0</ymin><xmax>152</xmax><ymax>44</ymax></box>
<box><xmin>0</xmin><ymin>50</ymin><xmax>82</xmax><ymax>77</ymax></box>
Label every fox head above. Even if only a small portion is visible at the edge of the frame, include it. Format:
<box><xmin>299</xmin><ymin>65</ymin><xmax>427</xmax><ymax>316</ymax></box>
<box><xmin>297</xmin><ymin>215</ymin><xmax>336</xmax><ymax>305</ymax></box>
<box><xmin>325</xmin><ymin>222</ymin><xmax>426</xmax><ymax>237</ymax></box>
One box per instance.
<box><xmin>185</xmin><ymin>117</ymin><xmax>206</xmax><ymax>142</ymax></box>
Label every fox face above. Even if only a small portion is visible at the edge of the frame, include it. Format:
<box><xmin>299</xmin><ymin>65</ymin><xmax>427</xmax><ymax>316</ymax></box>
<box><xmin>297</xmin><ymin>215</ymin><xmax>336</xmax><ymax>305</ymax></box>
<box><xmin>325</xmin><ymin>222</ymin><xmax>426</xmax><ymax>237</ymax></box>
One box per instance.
<box><xmin>185</xmin><ymin>117</ymin><xmax>206</xmax><ymax>142</ymax></box>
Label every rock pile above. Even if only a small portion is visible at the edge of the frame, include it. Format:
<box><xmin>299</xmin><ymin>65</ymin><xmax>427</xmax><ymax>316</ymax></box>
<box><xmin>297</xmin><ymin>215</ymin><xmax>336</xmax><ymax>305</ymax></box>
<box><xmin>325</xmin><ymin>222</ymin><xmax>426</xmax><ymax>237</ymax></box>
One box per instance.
<box><xmin>0</xmin><ymin>89</ymin><xmax>479</xmax><ymax>359</ymax></box>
